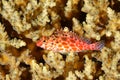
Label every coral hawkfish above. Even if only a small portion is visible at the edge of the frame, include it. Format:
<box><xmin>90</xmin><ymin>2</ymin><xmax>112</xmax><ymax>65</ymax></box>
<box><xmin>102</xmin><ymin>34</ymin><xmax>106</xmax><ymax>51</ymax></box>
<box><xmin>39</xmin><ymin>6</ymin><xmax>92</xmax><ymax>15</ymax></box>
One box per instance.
<box><xmin>36</xmin><ymin>29</ymin><xmax>104</xmax><ymax>53</ymax></box>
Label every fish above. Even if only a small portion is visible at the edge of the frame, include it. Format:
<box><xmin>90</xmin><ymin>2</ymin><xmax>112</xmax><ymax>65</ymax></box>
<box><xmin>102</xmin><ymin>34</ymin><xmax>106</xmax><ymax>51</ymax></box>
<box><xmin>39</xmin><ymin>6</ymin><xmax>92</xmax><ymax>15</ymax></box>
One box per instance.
<box><xmin>36</xmin><ymin>29</ymin><xmax>104</xmax><ymax>53</ymax></box>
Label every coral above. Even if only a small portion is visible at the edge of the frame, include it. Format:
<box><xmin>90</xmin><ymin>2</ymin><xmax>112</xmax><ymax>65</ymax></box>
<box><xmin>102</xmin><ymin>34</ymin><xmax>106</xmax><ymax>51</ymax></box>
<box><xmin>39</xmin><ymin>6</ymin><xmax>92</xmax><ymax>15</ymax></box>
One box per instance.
<box><xmin>9</xmin><ymin>38</ymin><xmax>26</xmax><ymax>49</ymax></box>
<box><xmin>74</xmin><ymin>55</ymin><xmax>96</xmax><ymax>80</ymax></box>
<box><xmin>0</xmin><ymin>0</ymin><xmax>120</xmax><ymax>80</ymax></box>
<box><xmin>82</xmin><ymin>0</ymin><xmax>109</xmax><ymax>40</ymax></box>
<box><xmin>92</xmin><ymin>47</ymin><xmax>120</xmax><ymax>80</ymax></box>
<box><xmin>1</xmin><ymin>0</ymin><xmax>31</xmax><ymax>34</ymax></box>
<box><xmin>66</xmin><ymin>71</ymin><xmax>77</xmax><ymax>80</ymax></box>
<box><xmin>0</xmin><ymin>23</ymin><xmax>26</xmax><ymax>50</ymax></box>
<box><xmin>43</xmin><ymin>51</ymin><xmax>65</xmax><ymax>78</ymax></box>
<box><xmin>0</xmin><ymin>23</ymin><xmax>8</xmax><ymax>51</ymax></box>
<box><xmin>0</xmin><ymin>52</ymin><xmax>23</xmax><ymax>80</ymax></box>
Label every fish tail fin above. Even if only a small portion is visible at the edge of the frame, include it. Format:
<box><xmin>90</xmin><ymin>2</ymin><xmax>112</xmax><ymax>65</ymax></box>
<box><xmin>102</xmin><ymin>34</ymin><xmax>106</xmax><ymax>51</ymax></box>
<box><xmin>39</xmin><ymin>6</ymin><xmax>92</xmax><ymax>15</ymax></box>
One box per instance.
<box><xmin>90</xmin><ymin>41</ymin><xmax>104</xmax><ymax>50</ymax></box>
<box><xmin>94</xmin><ymin>41</ymin><xmax>104</xmax><ymax>50</ymax></box>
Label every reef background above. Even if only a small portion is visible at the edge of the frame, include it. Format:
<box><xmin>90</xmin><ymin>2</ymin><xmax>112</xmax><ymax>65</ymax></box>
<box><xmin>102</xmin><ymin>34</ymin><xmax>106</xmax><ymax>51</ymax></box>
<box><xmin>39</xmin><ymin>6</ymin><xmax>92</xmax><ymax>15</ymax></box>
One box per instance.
<box><xmin>0</xmin><ymin>0</ymin><xmax>120</xmax><ymax>80</ymax></box>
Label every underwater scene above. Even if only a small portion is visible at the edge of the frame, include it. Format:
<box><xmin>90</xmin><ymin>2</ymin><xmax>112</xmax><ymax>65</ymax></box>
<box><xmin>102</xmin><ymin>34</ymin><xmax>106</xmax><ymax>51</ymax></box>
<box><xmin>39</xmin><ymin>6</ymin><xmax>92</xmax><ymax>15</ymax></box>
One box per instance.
<box><xmin>0</xmin><ymin>0</ymin><xmax>120</xmax><ymax>80</ymax></box>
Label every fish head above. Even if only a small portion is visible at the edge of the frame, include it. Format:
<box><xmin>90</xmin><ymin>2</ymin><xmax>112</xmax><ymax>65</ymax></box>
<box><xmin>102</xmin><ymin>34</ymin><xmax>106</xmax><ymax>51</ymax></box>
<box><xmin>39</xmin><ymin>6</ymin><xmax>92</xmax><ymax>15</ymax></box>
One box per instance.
<box><xmin>36</xmin><ymin>36</ymin><xmax>46</xmax><ymax>47</ymax></box>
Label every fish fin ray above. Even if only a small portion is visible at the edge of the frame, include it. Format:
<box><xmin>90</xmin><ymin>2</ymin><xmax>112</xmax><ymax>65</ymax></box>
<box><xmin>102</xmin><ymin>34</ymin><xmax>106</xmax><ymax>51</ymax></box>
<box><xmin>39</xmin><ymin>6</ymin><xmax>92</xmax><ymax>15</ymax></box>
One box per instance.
<box><xmin>80</xmin><ymin>37</ymin><xmax>91</xmax><ymax>44</ymax></box>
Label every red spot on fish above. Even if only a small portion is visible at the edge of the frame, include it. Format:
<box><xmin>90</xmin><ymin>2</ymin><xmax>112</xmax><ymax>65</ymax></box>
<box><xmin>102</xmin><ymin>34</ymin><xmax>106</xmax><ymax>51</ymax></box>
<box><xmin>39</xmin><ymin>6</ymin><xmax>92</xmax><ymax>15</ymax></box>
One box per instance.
<box><xmin>58</xmin><ymin>44</ymin><xmax>62</xmax><ymax>47</ymax></box>
<box><xmin>61</xmin><ymin>37</ymin><xmax>67</xmax><ymax>41</ymax></box>
<box><xmin>69</xmin><ymin>39</ymin><xmax>75</xmax><ymax>43</ymax></box>
<box><xmin>62</xmin><ymin>41</ymin><xmax>67</xmax><ymax>45</ymax></box>
<box><xmin>72</xmin><ymin>47</ymin><xmax>77</xmax><ymax>51</ymax></box>
<box><xmin>64</xmin><ymin>45</ymin><xmax>69</xmax><ymax>49</ymax></box>
<box><xmin>69</xmin><ymin>43</ymin><xmax>75</xmax><ymax>47</ymax></box>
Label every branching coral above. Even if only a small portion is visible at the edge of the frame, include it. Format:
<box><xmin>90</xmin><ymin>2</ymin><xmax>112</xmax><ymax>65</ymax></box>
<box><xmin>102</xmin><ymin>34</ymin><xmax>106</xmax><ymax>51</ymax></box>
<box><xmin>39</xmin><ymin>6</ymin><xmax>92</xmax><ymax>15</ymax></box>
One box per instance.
<box><xmin>0</xmin><ymin>0</ymin><xmax>120</xmax><ymax>80</ymax></box>
<box><xmin>64</xmin><ymin>0</ymin><xmax>80</xmax><ymax>19</ymax></box>
<box><xmin>43</xmin><ymin>51</ymin><xmax>65</xmax><ymax>78</ymax></box>
<box><xmin>66</xmin><ymin>71</ymin><xmax>77</xmax><ymax>80</ymax></box>
<box><xmin>74</xmin><ymin>55</ymin><xmax>96</xmax><ymax>80</ymax></box>
<box><xmin>82</xmin><ymin>0</ymin><xmax>109</xmax><ymax>40</ymax></box>
<box><xmin>92</xmin><ymin>47</ymin><xmax>120</xmax><ymax>80</ymax></box>
<box><xmin>0</xmin><ymin>23</ymin><xmax>8</xmax><ymax>51</ymax></box>
<box><xmin>0</xmin><ymin>23</ymin><xmax>26</xmax><ymax>50</ymax></box>
<box><xmin>1</xmin><ymin>0</ymin><xmax>31</xmax><ymax>34</ymax></box>
<box><xmin>9</xmin><ymin>38</ymin><xmax>26</xmax><ymax>49</ymax></box>
<box><xmin>0</xmin><ymin>52</ymin><xmax>23</xmax><ymax>80</ymax></box>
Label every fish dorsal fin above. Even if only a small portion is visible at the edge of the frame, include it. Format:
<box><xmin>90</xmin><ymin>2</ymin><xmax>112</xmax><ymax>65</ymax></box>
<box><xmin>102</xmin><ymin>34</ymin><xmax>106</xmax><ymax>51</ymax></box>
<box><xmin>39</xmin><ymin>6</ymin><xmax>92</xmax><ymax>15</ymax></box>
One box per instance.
<box><xmin>80</xmin><ymin>37</ymin><xmax>91</xmax><ymax>44</ymax></box>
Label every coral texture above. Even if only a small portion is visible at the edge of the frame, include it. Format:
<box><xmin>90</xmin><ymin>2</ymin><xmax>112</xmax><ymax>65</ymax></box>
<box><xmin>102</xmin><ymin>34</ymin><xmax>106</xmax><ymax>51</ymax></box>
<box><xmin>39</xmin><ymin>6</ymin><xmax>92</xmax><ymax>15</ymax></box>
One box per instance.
<box><xmin>0</xmin><ymin>0</ymin><xmax>120</xmax><ymax>80</ymax></box>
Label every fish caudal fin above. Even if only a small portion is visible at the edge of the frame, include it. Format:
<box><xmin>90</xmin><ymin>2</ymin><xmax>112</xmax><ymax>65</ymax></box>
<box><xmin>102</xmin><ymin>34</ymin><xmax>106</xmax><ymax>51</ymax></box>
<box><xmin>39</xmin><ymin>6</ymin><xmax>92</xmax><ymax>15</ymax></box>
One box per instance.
<box><xmin>90</xmin><ymin>41</ymin><xmax>104</xmax><ymax>50</ymax></box>
<box><xmin>94</xmin><ymin>41</ymin><xmax>104</xmax><ymax>50</ymax></box>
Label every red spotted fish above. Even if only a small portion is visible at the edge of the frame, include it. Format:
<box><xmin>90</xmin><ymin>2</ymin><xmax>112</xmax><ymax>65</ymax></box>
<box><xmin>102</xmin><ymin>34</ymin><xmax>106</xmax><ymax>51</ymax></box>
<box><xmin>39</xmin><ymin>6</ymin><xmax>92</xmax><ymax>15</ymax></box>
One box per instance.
<box><xmin>36</xmin><ymin>29</ymin><xmax>104</xmax><ymax>53</ymax></box>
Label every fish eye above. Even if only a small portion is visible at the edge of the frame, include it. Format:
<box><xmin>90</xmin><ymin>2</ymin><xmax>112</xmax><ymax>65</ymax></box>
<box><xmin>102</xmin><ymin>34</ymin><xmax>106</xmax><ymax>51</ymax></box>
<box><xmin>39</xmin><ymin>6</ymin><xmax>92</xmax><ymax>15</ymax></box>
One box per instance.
<box><xmin>43</xmin><ymin>40</ymin><xmax>46</xmax><ymax>42</ymax></box>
